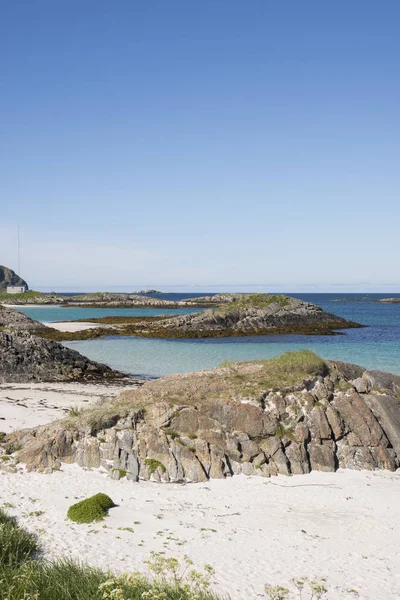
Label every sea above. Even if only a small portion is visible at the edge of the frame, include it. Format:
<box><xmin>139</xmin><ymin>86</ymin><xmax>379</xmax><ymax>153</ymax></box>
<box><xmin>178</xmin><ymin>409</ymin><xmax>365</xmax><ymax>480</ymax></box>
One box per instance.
<box><xmin>15</xmin><ymin>293</ymin><xmax>400</xmax><ymax>379</ymax></box>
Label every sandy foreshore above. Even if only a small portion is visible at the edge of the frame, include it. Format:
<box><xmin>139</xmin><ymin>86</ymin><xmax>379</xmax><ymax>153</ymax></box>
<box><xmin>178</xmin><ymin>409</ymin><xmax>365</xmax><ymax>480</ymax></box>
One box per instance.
<box><xmin>0</xmin><ymin>380</ymin><xmax>141</xmax><ymax>433</ymax></box>
<box><xmin>42</xmin><ymin>321</ymin><xmax>108</xmax><ymax>332</ymax></box>
<box><xmin>1</xmin><ymin>367</ymin><xmax>399</xmax><ymax>598</ymax></box>
<box><xmin>0</xmin><ymin>464</ymin><xmax>399</xmax><ymax>599</ymax></box>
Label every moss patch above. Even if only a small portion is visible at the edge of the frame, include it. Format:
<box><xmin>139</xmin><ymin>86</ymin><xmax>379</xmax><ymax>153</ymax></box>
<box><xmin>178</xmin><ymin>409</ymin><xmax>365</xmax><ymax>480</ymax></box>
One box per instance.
<box><xmin>112</xmin><ymin>469</ymin><xmax>127</xmax><ymax>479</ymax></box>
<box><xmin>217</xmin><ymin>293</ymin><xmax>290</xmax><ymax>312</ymax></box>
<box><xmin>145</xmin><ymin>458</ymin><xmax>166</xmax><ymax>474</ymax></box>
<box><xmin>67</xmin><ymin>493</ymin><xmax>116</xmax><ymax>524</ymax></box>
<box><xmin>162</xmin><ymin>428</ymin><xmax>180</xmax><ymax>439</ymax></box>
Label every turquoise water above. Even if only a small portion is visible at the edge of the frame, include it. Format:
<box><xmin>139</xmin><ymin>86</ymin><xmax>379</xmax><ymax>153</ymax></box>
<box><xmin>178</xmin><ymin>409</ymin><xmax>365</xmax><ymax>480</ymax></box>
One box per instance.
<box><xmin>15</xmin><ymin>306</ymin><xmax>203</xmax><ymax>322</ymax></box>
<box><xmin>15</xmin><ymin>293</ymin><xmax>400</xmax><ymax>377</ymax></box>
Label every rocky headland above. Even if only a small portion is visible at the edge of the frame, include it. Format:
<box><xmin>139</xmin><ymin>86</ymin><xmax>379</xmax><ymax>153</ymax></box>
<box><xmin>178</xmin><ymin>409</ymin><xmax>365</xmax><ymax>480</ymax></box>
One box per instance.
<box><xmin>4</xmin><ymin>350</ymin><xmax>400</xmax><ymax>479</ymax></box>
<box><xmin>0</xmin><ymin>265</ymin><xmax>28</xmax><ymax>291</ymax></box>
<box><xmin>379</xmin><ymin>298</ymin><xmax>400</xmax><ymax>303</ymax></box>
<box><xmin>116</xmin><ymin>294</ymin><xmax>362</xmax><ymax>338</ymax></box>
<box><xmin>0</xmin><ymin>305</ymin><xmax>123</xmax><ymax>383</ymax></box>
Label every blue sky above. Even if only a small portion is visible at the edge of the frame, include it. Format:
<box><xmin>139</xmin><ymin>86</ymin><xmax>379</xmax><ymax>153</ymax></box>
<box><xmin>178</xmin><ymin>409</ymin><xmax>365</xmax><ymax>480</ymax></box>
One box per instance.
<box><xmin>1</xmin><ymin>1</ymin><xmax>399</xmax><ymax>292</ymax></box>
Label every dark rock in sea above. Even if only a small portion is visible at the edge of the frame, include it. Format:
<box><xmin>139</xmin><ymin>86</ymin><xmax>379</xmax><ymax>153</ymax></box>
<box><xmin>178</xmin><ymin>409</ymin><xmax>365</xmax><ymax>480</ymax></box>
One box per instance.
<box><xmin>0</xmin><ymin>305</ymin><xmax>47</xmax><ymax>332</ymax></box>
<box><xmin>0</xmin><ymin>306</ymin><xmax>123</xmax><ymax>383</ymax></box>
<box><xmin>0</xmin><ymin>265</ymin><xmax>28</xmax><ymax>291</ymax></box>
<box><xmin>0</xmin><ymin>330</ymin><xmax>123</xmax><ymax>384</ymax></box>
<box><xmin>6</xmin><ymin>351</ymin><xmax>400</xmax><ymax>478</ymax></box>
<box><xmin>125</xmin><ymin>293</ymin><xmax>363</xmax><ymax>338</ymax></box>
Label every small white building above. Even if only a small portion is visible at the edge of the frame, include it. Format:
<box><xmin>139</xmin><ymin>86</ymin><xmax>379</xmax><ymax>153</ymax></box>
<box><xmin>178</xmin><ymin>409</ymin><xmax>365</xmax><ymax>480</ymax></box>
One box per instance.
<box><xmin>6</xmin><ymin>285</ymin><xmax>27</xmax><ymax>294</ymax></box>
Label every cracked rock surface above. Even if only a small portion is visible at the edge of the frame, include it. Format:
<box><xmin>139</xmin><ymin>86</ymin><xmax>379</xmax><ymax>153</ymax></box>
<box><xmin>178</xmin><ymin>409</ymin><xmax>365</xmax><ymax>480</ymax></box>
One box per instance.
<box><xmin>6</xmin><ymin>352</ymin><xmax>400</xmax><ymax>480</ymax></box>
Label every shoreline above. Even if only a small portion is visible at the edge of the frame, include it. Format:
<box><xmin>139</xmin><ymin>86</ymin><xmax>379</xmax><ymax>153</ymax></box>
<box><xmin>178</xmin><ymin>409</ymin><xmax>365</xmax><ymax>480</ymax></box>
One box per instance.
<box><xmin>0</xmin><ymin>379</ymin><xmax>142</xmax><ymax>433</ymax></box>
<box><xmin>42</xmin><ymin>321</ymin><xmax>111</xmax><ymax>332</ymax></box>
<box><xmin>0</xmin><ymin>464</ymin><xmax>399</xmax><ymax>599</ymax></box>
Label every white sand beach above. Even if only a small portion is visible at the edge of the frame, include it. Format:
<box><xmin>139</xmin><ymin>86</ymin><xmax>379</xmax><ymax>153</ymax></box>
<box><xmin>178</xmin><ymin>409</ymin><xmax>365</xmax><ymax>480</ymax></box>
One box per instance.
<box><xmin>0</xmin><ymin>464</ymin><xmax>399</xmax><ymax>600</ymax></box>
<box><xmin>0</xmin><ymin>380</ymin><xmax>140</xmax><ymax>433</ymax></box>
<box><xmin>1</xmin><ymin>376</ymin><xmax>400</xmax><ymax>599</ymax></box>
<box><xmin>42</xmin><ymin>321</ymin><xmax>107</xmax><ymax>332</ymax></box>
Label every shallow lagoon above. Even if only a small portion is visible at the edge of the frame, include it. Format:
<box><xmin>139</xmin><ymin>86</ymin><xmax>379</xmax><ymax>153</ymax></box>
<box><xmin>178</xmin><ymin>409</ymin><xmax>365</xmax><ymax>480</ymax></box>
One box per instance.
<box><xmin>16</xmin><ymin>293</ymin><xmax>400</xmax><ymax>377</ymax></box>
<box><xmin>15</xmin><ymin>305</ymin><xmax>203</xmax><ymax>322</ymax></box>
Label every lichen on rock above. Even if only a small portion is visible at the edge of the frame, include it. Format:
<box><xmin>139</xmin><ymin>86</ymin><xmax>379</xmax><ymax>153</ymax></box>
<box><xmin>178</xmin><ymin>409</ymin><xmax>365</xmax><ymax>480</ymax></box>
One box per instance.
<box><xmin>6</xmin><ymin>351</ymin><xmax>400</xmax><ymax>482</ymax></box>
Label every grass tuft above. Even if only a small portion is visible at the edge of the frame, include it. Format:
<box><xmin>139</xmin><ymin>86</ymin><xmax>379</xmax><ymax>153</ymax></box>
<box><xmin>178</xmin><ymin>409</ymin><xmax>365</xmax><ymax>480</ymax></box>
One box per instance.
<box><xmin>67</xmin><ymin>493</ymin><xmax>116</xmax><ymax>524</ymax></box>
<box><xmin>145</xmin><ymin>458</ymin><xmax>166</xmax><ymax>474</ymax></box>
<box><xmin>0</xmin><ymin>507</ymin><xmax>40</xmax><ymax>566</ymax></box>
<box><xmin>217</xmin><ymin>293</ymin><xmax>291</xmax><ymax>313</ymax></box>
<box><xmin>0</xmin><ymin>507</ymin><xmax>224</xmax><ymax>600</ymax></box>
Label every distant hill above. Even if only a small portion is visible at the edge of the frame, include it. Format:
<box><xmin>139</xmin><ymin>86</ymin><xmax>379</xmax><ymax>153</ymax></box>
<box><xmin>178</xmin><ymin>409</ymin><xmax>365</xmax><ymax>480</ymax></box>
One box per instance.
<box><xmin>0</xmin><ymin>265</ymin><xmax>29</xmax><ymax>291</ymax></box>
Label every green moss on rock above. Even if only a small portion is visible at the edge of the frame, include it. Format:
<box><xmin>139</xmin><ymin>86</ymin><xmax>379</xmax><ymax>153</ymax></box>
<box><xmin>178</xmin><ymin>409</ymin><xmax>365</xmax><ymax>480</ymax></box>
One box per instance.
<box><xmin>217</xmin><ymin>293</ymin><xmax>290</xmax><ymax>312</ymax></box>
<box><xmin>145</xmin><ymin>458</ymin><xmax>166</xmax><ymax>474</ymax></box>
<box><xmin>67</xmin><ymin>493</ymin><xmax>116</xmax><ymax>524</ymax></box>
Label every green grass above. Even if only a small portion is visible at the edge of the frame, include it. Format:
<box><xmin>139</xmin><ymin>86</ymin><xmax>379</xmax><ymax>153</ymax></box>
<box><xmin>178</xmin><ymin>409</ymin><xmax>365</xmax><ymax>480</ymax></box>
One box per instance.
<box><xmin>0</xmin><ymin>289</ymin><xmax>51</xmax><ymax>302</ymax></box>
<box><xmin>0</xmin><ymin>508</ymin><xmax>224</xmax><ymax>600</ymax></box>
<box><xmin>216</xmin><ymin>293</ymin><xmax>291</xmax><ymax>313</ymax></box>
<box><xmin>56</xmin><ymin>351</ymin><xmax>329</xmax><ymax>431</ymax></box>
<box><xmin>145</xmin><ymin>458</ymin><xmax>166</xmax><ymax>474</ymax></box>
<box><xmin>0</xmin><ymin>507</ymin><xmax>39</xmax><ymax>566</ymax></box>
<box><xmin>67</xmin><ymin>493</ymin><xmax>116</xmax><ymax>524</ymax></box>
<box><xmin>113</xmin><ymin>468</ymin><xmax>127</xmax><ymax>479</ymax></box>
<box><xmin>68</xmin><ymin>406</ymin><xmax>84</xmax><ymax>417</ymax></box>
<box><xmin>274</xmin><ymin>423</ymin><xmax>295</xmax><ymax>440</ymax></box>
<box><xmin>220</xmin><ymin>350</ymin><xmax>328</xmax><ymax>390</ymax></box>
<box><xmin>162</xmin><ymin>428</ymin><xmax>180</xmax><ymax>439</ymax></box>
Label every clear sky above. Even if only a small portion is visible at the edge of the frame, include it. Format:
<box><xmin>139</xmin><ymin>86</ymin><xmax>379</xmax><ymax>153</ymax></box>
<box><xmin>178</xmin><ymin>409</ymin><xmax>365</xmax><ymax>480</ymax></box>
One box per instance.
<box><xmin>1</xmin><ymin>1</ymin><xmax>399</xmax><ymax>292</ymax></box>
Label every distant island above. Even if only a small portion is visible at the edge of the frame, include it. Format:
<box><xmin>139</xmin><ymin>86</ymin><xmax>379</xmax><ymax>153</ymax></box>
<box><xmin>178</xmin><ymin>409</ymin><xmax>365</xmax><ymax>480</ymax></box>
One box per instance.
<box><xmin>17</xmin><ymin>293</ymin><xmax>363</xmax><ymax>342</ymax></box>
<box><xmin>120</xmin><ymin>293</ymin><xmax>362</xmax><ymax>338</ymax></box>
<box><xmin>0</xmin><ymin>288</ymin><xmax>215</xmax><ymax>309</ymax></box>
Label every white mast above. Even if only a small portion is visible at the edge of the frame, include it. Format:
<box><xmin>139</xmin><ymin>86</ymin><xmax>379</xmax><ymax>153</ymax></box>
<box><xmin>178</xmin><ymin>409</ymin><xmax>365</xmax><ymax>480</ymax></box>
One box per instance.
<box><xmin>17</xmin><ymin>226</ymin><xmax>21</xmax><ymax>274</ymax></box>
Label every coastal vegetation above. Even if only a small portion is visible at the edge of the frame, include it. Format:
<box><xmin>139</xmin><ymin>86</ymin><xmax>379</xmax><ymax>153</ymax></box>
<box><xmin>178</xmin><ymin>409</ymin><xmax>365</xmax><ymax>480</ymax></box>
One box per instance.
<box><xmin>67</xmin><ymin>493</ymin><xmax>116</xmax><ymax>524</ymax></box>
<box><xmin>0</xmin><ymin>289</ymin><xmax>45</xmax><ymax>302</ymax></box>
<box><xmin>216</xmin><ymin>293</ymin><xmax>291</xmax><ymax>312</ymax></box>
<box><xmin>0</xmin><ymin>507</ymin><xmax>224</xmax><ymax>599</ymax></box>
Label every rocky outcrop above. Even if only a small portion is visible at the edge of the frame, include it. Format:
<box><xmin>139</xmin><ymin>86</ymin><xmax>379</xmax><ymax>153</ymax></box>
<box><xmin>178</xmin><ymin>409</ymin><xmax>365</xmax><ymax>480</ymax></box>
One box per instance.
<box><xmin>124</xmin><ymin>294</ymin><xmax>362</xmax><ymax>338</ymax></box>
<box><xmin>0</xmin><ymin>305</ymin><xmax>46</xmax><ymax>332</ymax></box>
<box><xmin>0</xmin><ymin>330</ymin><xmax>123</xmax><ymax>383</ymax></box>
<box><xmin>0</xmin><ymin>307</ymin><xmax>123</xmax><ymax>383</ymax></box>
<box><xmin>0</xmin><ymin>265</ymin><xmax>28</xmax><ymax>291</ymax></box>
<box><xmin>379</xmin><ymin>298</ymin><xmax>400</xmax><ymax>303</ymax></box>
<box><xmin>6</xmin><ymin>351</ymin><xmax>400</xmax><ymax>479</ymax></box>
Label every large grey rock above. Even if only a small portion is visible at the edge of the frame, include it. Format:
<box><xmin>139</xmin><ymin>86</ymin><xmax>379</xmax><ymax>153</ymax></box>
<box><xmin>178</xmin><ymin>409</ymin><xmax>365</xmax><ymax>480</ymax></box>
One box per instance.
<box><xmin>0</xmin><ymin>306</ymin><xmax>44</xmax><ymax>331</ymax></box>
<box><xmin>0</xmin><ymin>330</ymin><xmax>122</xmax><ymax>383</ymax></box>
<box><xmin>363</xmin><ymin>370</ymin><xmax>400</xmax><ymax>395</ymax></box>
<box><xmin>6</xmin><ymin>354</ymin><xmax>400</xmax><ymax>481</ymax></box>
<box><xmin>363</xmin><ymin>394</ymin><xmax>400</xmax><ymax>456</ymax></box>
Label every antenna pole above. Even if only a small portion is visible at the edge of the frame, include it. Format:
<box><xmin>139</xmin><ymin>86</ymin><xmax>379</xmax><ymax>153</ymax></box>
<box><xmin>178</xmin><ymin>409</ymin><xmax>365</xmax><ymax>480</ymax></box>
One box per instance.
<box><xmin>18</xmin><ymin>226</ymin><xmax>21</xmax><ymax>274</ymax></box>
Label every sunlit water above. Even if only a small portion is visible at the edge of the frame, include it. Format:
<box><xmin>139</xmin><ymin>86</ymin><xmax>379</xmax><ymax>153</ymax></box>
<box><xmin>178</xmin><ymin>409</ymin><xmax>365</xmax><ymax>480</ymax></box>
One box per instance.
<box><xmin>15</xmin><ymin>293</ymin><xmax>400</xmax><ymax>378</ymax></box>
<box><xmin>16</xmin><ymin>306</ymin><xmax>203</xmax><ymax>322</ymax></box>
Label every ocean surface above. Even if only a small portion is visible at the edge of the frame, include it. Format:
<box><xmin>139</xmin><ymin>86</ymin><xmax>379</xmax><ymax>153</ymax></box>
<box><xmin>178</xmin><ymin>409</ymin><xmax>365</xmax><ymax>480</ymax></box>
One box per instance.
<box><xmin>16</xmin><ymin>305</ymin><xmax>204</xmax><ymax>322</ymax></box>
<box><xmin>15</xmin><ymin>293</ymin><xmax>400</xmax><ymax>378</ymax></box>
